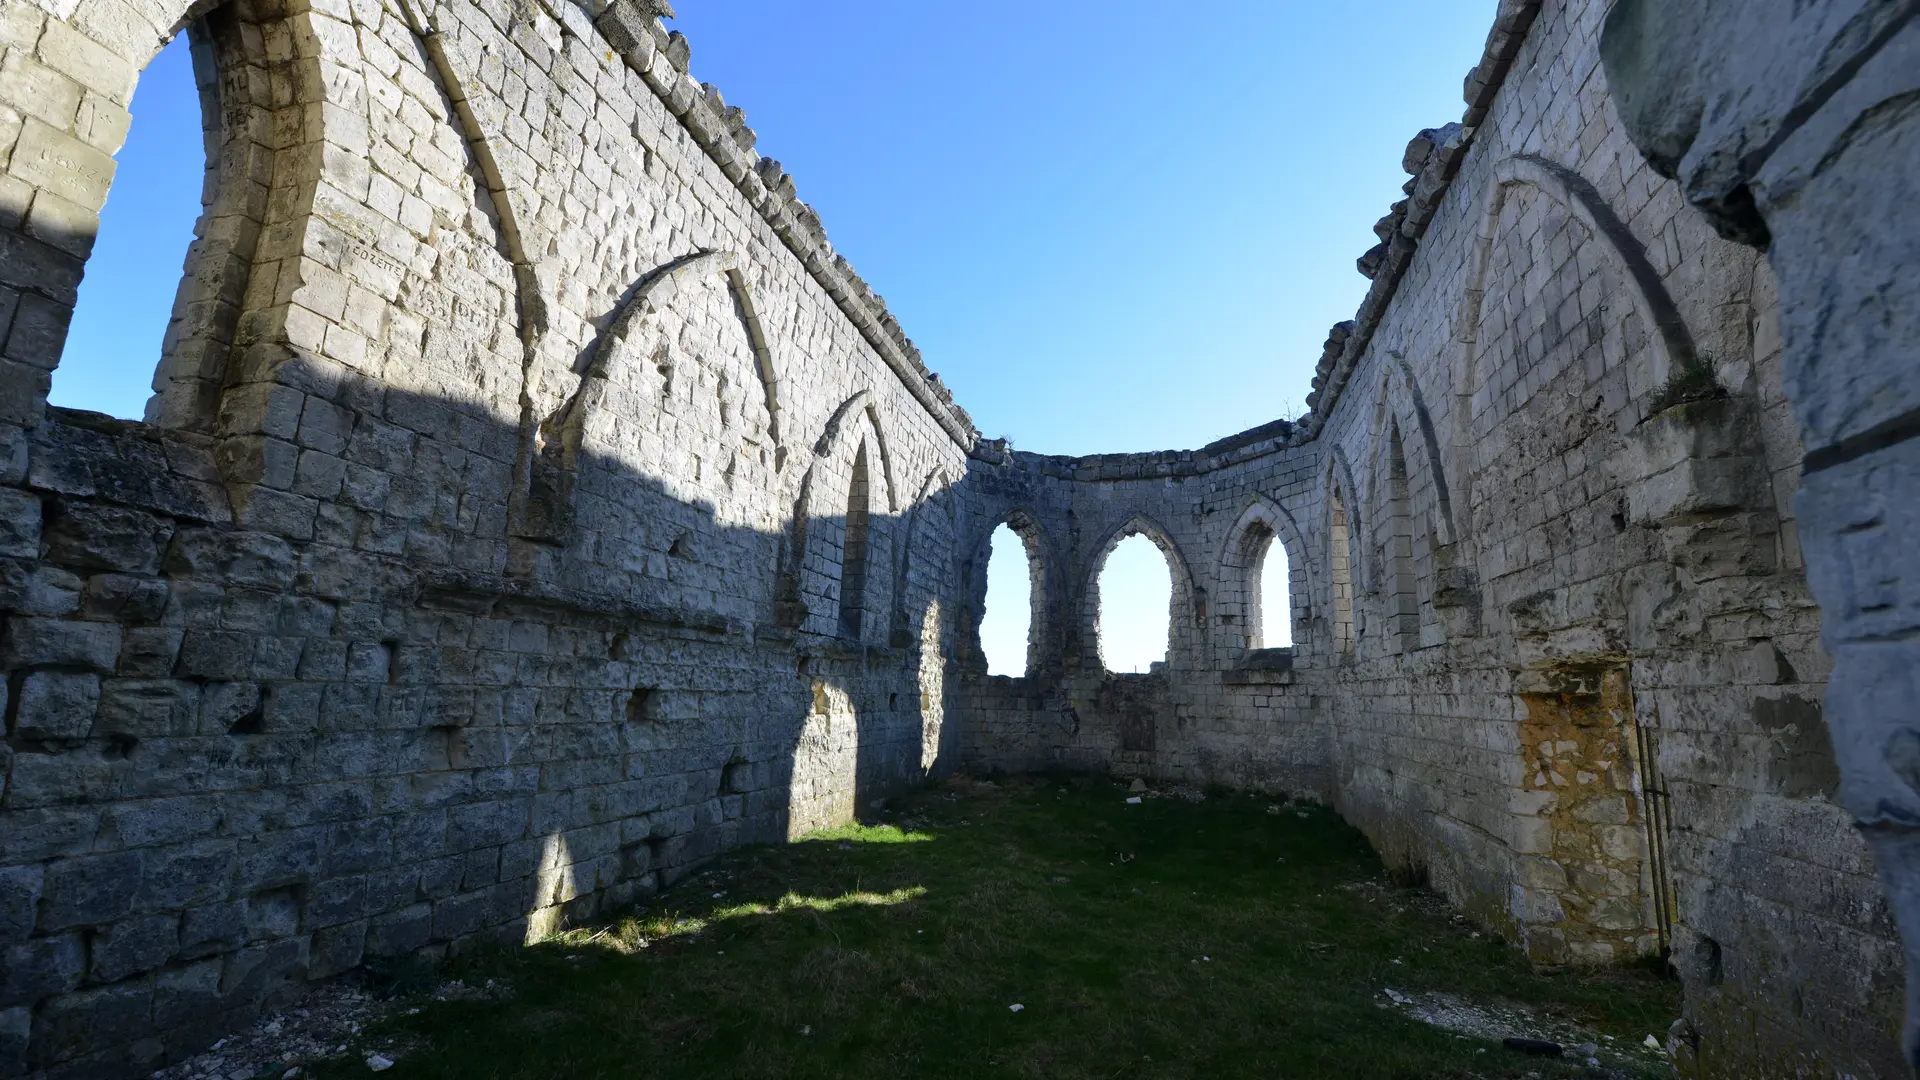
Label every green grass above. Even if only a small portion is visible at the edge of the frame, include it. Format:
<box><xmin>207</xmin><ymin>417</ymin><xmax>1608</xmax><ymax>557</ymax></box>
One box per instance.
<box><xmin>320</xmin><ymin>777</ymin><xmax>1679</xmax><ymax>1080</ymax></box>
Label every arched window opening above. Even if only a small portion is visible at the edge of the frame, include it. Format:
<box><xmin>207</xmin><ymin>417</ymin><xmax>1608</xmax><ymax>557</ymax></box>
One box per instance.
<box><xmin>980</xmin><ymin>524</ymin><xmax>1036</xmax><ymax>676</ymax></box>
<box><xmin>837</xmin><ymin>444</ymin><xmax>872</xmax><ymax>639</ymax></box>
<box><xmin>49</xmin><ymin>33</ymin><xmax>205</xmax><ymax>421</ymax></box>
<box><xmin>1385</xmin><ymin>424</ymin><xmax>1419</xmax><ymax>647</ymax></box>
<box><xmin>1329</xmin><ymin>484</ymin><xmax>1356</xmax><ymax>658</ymax></box>
<box><xmin>1255</xmin><ymin>529</ymin><xmax>1293</xmax><ymax>649</ymax></box>
<box><xmin>1098</xmin><ymin>533</ymin><xmax>1172</xmax><ymax>674</ymax></box>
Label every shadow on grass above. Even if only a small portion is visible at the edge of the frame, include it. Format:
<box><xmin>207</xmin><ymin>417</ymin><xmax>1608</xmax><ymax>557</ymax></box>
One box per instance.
<box><xmin>314</xmin><ymin>777</ymin><xmax>1679</xmax><ymax>1080</ymax></box>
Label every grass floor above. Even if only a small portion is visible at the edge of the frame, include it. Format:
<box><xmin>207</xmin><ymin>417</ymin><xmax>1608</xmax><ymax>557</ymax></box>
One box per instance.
<box><xmin>321</xmin><ymin>776</ymin><xmax>1680</xmax><ymax>1080</ymax></box>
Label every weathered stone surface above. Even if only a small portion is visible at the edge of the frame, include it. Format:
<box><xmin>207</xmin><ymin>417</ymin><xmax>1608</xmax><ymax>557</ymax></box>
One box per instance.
<box><xmin>12</xmin><ymin>669</ymin><xmax>99</xmax><ymax>739</ymax></box>
<box><xmin>0</xmin><ymin>934</ymin><xmax>84</xmax><ymax>1007</ymax></box>
<box><xmin>0</xmin><ymin>0</ymin><xmax>1908</xmax><ymax>1076</ymax></box>
<box><xmin>88</xmin><ymin>914</ymin><xmax>179</xmax><ymax>983</ymax></box>
<box><xmin>38</xmin><ymin>852</ymin><xmax>140</xmax><ymax>931</ymax></box>
<box><xmin>0</xmin><ymin>488</ymin><xmax>41</xmax><ymax>556</ymax></box>
<box><xmin>0</xmin><ymin>867</ymin><xmax>41</xmax><ymax>945</ymax></box>
<box><xmin>42</xmin><ymin>502</ymin><xmax>168</xmax><ymax>572</ymax></box>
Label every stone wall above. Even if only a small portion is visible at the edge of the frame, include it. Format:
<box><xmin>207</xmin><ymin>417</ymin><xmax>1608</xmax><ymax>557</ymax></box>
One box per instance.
<box><xmin>0</xmin><ymin>0</ymin><xmax>975</xmax><ymax>1073</ymax></box>
<box><xmin>3</xmin><ymin>0</ymin><xmax>1916</xmax><ymax>1077</ymax></box>
<box><xmin>949</xmin><ymin>1</ymin><xmax>1903</xmax><ymax>1075</ymax></box>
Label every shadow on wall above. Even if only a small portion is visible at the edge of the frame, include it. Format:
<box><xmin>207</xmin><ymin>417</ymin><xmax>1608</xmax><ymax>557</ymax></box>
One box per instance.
<box><xmin>0</xmin><ymin>362</ymin><xmax>965</xmax><ymax>1075</ymax></box>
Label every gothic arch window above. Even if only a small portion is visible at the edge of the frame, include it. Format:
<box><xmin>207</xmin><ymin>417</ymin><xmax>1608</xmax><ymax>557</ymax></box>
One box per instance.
<box><xmin>1096</xmin><ymin>532</ymin><xmax>1174</xmax><ymax>674</ymax></box>
<box><xmin>49</xmin><ymin>33</ymin><xmax>204</xmax><ymax>420</ymax></box>
<box><xmin>837</xmin><ymin>442</ymin><xmax>873</xmax><ymax>639</ymax></box>
<box><xmin>1254</xmin><ymin>526</ymin><xmax>1294</xmax><ymax>649</ymax></box>
<box><xmin>1329</xmin><ymin>480</ymin><xmax>1357</xmax><ymax>659</ymax></box>
<box><xmin>1384</xmin><ymin>422</ymin><xmax>1419</xmax><ymax>649</ymax></box>
<box><xmin>979</xmin><ymin>521</ymin><xmax>1044</xmax><ymax>676</ymax></box>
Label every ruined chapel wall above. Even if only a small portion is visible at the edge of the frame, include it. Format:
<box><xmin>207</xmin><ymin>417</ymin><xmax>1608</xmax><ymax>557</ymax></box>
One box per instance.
<box><xmin>948</xmin><ymin>0</ymin><xmax>1898</xmax><ymax>1074</ymax></box>
<box><xmin>0</xmin><ymin>0</ymin><xmax>974</xmax><ymax>1074</ymax></box>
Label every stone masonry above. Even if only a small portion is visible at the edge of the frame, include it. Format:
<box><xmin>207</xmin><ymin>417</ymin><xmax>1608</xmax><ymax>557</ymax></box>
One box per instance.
<box><xmin>1</xmin><ymin>0</ymin><xmax>1917</xmax><ymax>1077</ymax></box>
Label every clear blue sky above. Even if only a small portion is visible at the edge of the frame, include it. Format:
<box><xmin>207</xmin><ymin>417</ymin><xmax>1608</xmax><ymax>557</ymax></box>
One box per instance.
<box><xmin>55</xmin><ymin>2</ymin><xmax>1493</xmax><ymax>670</ymax></box>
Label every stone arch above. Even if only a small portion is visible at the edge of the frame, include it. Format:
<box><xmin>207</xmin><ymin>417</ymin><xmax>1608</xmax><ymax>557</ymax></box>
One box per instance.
<box><xmin>811</xmin><ymin>389</ymin><xmax>900</xmax><ymax>513</ymax></box>
<box><xmin>1322</xmin><ymin>445</ymin><xmax>1368</xmax><ymax>595</ymax></box>
<box><xmin>889</xmin><ymin>466</ymin><xmax>957</xmax><ymax>649</ymax></box>
<box><xmin>1322</xmin><ymin>453</ymin><xmax>1362</xmax><ymax>660</ymax></box>
<box><xmin>1452</xmin><ymin>154</ymin><xmax>1702</xmax><ymax>498</ymax></box>
<box><xmin>776</xmin><ymin>392</ymin><xmax>899</xmax><ymax>634</ymax></box>
<box><xmin>1378</xmin><ymin>417</ymin><xmax>1420</xmax><ymax>650</ymax></box>
<box><xmin>524</xmin><ymin>250</ymin><xmax>788</xmax><ymax>539</ymax></box>
<box><xmin>140</xmin><ymin>0</ymin><xmax>292</xmax><ymax>430</ymax></box>
<box><xmin>1215</xmin><ymin>495</ymin><xmax>1315</xmax><ymax>655</ymax></box>
<box><xmin>960</xmin><ymin>508</ymin><xmax>1057</xmax><ymax>677</ymax></box>
<box><xmin>10</xmin><ymin>0</ymin><xmax>334</xmax><ymax>433</ymax></box>
<box><xmin>837</xmin><ymin>442</ymin><xmax>875</xmax><ymax>639</ymax></box>
<box><xmin>1379</xmin><ymin>357</ymin><xmax>1459</xmax><ymax>548</ymax></box>
<box><xmin>1082</xmin><ymin>514</ymin><xmax>1198</xmax><ymax>672</ymax></box>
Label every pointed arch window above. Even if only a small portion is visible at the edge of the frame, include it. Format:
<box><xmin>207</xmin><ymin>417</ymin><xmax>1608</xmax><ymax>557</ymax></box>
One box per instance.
<box><xmin>837</xmin><ymin>443</ymin><xmax>872</xmax><ymax>639</ymax></box>
<box><xmin>1384</xmin><ymin>423</ymin><xmax>1419</xmax><ymax>649</ymax></box>
<box><xmin>1254</xmin><ymin>528</ymin><xmax>1293</xmax><ymax>649</ymax></box>
<box><xmin>1097</xmin><ymin>533</ymin><xmax>1173</xmax><ymax>673</ymax></box>
<box><xmin>981</xmin><ymin>523</ymin><xmax>1038</xmax><ymax>676</ymax></box>
<box><xmin>1329</xmin><ymin>483</ymin><xmax>1356</xmax><ymax>658</ymax></box>
<box><xmin>49</xmin><ymin>32</ymin><xmax>205</xmax><ymax>421</ymax></box>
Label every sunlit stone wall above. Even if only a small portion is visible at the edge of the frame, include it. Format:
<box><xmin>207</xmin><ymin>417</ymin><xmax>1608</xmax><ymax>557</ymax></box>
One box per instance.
<box><xmin>0</xmin><ymin>0</ymin><xmax>974</xmax><ymax>1073</ymax></box>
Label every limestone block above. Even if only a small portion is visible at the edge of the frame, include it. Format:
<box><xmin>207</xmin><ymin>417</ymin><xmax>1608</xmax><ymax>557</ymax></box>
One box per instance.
<box><xmin>0</xmin><ymin>54</ymin><xmax>81</xmax><ymax>131</ymax></box>
<box><xmin>116</xmin><ymin>626</ymin><xmax>183</xmax><ymax>676</ymax></box>
<box><xmin>310</xmin><ymin>920</ymin><xmax>367</xmax><ymax>979</ymax></box>
<box><xmin>88</xmin><ymin>913</ymin><xmax>179</xmax><ymax>983</ymax></box>
<box><xmin>217</xmin><ymin>937</ymin><xmax>310</xmax><ymax>1003</ymax></box>
<box><xmin>0</xmin><ymin>933</ymin><xmax>83</xmax><ymax>1008</ymax></box>
<box><xmin>0</xmin><ymin>559</ymin><xmax>81</xmax><ymax>615</ymax></box>
<box><xmin>152</xmin><ymin>959</ymin><xmax>222</xmax><ymax>1029</ymax></box>
<box><xmin>38</xmin><ymin>851</ymin><xmax>140</xmax><ymax>932</ymax></box>
<box><xmin>0</xmin><ymin>1006</ymin><xmax>24</xmax><ymax>1075</ymax></box>
<box><xmin>35</xmin><ymin>22</ymin><xmax>133</xmax><ymax>104</ymax></box>
<box><xmin>6</xmin><ymin>117</ymin><xmax>114</xmax><ymax>215</ymax></box>
<box><xmin>165</xmin><ymin>529</ymin><xmax>296</xmax><ymax>590</ymax></box>
<box><xmin>0</xmin><ymin>866</ymin><xmax>41</xmax><ymax>945</ymax></box>
<box><xmin>31</xmin><ymin>979</ymin><xmax>157</xmax><ymax>1067</ymax></box>
<box><xmin>80</xmin><ymin>573</ymin><xmax>168</xmax><ymax>621</ymax></box>
<box><xmin>42</xmin><ymin>502</ymin><xmax>169</xmax><ymax>573</ymax></box>
<box><xmin>177</xmin><ymin>903</ymin><xmax>246</xmax><ymax>960</ymax></box>
<box><xmin>1</xmin><ymin>616</ymin><xmax>119</xmax><ymax>671</ymax></box>
<box><xmin>13</xmin><ymin>670</ymin><xmax>98</xmax><ymax>739</ymax></box>
<box><xmin>0</xmin><ymin>486</ymin><xmax>40</xmax><ymax>557</ymax></box>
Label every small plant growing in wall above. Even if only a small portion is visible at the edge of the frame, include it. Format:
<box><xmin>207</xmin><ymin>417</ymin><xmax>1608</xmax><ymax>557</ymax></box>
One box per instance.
<box><xmin>1648</xmin><ymin>353</ymin><xmax>1727</xmax><ymax>415</ymax></box>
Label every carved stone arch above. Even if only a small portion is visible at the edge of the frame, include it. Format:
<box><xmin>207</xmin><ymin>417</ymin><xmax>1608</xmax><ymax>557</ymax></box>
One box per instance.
<box><xmin>1215</xmin><ymin>495</ymin><xmax>1316</xmax><ymax>654</ymax></box>
<box><xmin>1377</xmin><ymin>359</ymin><xmax>1459</xmax><ymax>548</ymax></box>
<box><xmin>775</xmin><ymin>392</ymin><xmax>899</xmax><ymax>637</ymax></box>
<box><xmin>1452</xmin><ymin>153</ymin><xmax>1701</xmax><ymax>456</ymax></box>
<box><xmin>890</xmin><ymin>466</ymin><xmax>959</xmax><ymax>649</ymax></box>
<box><xmin>959</xmin><ymin>507</ymin><xmax>1058</xmax><ymax>677</ymax></box>
<box><xmin>1322</xmin><ymin>445</ymin><xmax>1368</xmax><ymax>594</ymax></box>
<box><xmin>810</xmin><ymin>389</ymin><xmax>900</xmax><ymax>513</ymax></box>
<box><xmin>12</xmin><ymin>0</ymin><xmax>335</xmax><ymax>434</ymax></box>
<box><xmin>556</xmin><ymin>250</ymin><xmax>784</xmax><ymax>446</ymax></box>
<box><xmin>1082</xmin><ymin>514</ymin><xmax>1199</xmax><ymax>672</ymax></box>
<box><xmin>526</xmin><ymin>250</ymin><xmax>788</xmax><ymax>538</ymax></box>
<box><xmin>723</xmin><ymin>266</ymin><xmax>785</xmax><ymax>457</ymax></box>
<box><xmin>1321</xmin><ymin>448</ymin><xmax>1364</xmax><ymax>660</ymax></box>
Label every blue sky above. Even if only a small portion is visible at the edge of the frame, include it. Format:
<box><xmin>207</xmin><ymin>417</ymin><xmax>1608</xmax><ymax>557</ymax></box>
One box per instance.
<box><xmin>55</xmin><ymin>2</ymin><xmax>1494</xmax><ymax>671</ymax></box>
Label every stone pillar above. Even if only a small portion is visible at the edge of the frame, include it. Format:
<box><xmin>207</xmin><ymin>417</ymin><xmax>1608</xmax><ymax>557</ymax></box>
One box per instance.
<box><xmin>1602</xmin><ymin>0</ymin><xmax>1920</xmax><ymax>1065</ymax></box>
